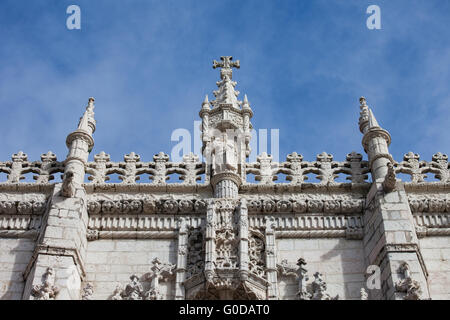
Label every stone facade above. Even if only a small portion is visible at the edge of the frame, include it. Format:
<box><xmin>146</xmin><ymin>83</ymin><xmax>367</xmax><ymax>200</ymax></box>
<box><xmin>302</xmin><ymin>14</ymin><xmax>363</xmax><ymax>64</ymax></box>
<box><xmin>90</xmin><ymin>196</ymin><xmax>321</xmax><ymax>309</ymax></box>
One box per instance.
<box><xmin>0</xmin><ymin>56</ymin><xmax>449</xmax><ymax>300</ymax></box>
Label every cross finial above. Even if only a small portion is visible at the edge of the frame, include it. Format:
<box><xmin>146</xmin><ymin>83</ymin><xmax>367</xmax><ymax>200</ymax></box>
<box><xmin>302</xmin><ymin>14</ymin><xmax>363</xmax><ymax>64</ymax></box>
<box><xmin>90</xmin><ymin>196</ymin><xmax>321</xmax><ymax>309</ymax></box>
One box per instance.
<box><xmin>213</xmin><ymin>56</ymin><xmax>240</xmax><ymax>70</ymax></box>
<box><xmin>212</xmin><ymin>56</ymin><xmax>240</xmax><ymax>80</ymax></box>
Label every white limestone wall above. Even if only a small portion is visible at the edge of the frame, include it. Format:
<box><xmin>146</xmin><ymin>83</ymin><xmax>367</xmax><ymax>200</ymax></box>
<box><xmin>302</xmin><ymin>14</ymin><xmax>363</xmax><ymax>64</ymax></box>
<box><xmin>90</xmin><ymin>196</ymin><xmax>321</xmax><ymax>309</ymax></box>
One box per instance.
<box><xmin>0</xmin><ymin>239</ymin><xmax>35</xmax><ymax>300</ymax></box>
<box><xmin>276</xmin><ymin>238</ymin><xmax>366</xmax><ymax>300</ymax></box>
<box><xmin>85</xmin><ymin>239</ymin><xmax>178</xmax><ymax>300</ymax></box>
<box><xmin>419</xmin><ymin>237</ymin><xmax>450</xmax><ymax>299</ymax></box>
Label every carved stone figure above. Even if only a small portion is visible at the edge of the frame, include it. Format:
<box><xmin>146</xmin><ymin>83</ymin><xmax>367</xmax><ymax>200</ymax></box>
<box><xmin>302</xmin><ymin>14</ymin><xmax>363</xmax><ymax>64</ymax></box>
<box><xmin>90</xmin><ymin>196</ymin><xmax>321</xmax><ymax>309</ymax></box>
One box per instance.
<box><xmin>360</xmin><ymin>288</ymin><xmax>368</xmax><ymax>300</ymax></box>
<box><xmin>82</xmin><ymin>282</ymin><xmax>94</xmax><ymax>300</ymax></box>
<box><xmin>61</xmin><ymin>171</ymin><xmax>77</xmax><ymax>198</ymax></box>
<box><xmin>31</xmin><ymin>267</ymin><xmax>59</xmax><ymax>300</ymax></box>
<box><xmin>383</xmin><ymin>162</ymin><xmax>396</xmax><ymax>192</ymax></box>
<box><xmin>395</xmin><ymin>262</ymin><xmax>422</xmax><ymax>300</ymax></box>
<box><xmin>143</xmin><ymin>258</ymin><xmax>176</xmax><ymax>300</ymax></box>
<box><xmin>310</xmin><ymin>272</ymin><xmax>338</xmax><ymax>300</ymax></box>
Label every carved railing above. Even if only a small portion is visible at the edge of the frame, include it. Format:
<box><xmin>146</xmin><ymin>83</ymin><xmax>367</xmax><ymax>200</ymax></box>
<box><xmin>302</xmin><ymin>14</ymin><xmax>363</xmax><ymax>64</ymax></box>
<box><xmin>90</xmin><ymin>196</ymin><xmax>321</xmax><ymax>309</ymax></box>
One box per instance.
<box><xmin>0</xmin><ymin>151</ymin><xmax>64</xmax><ymax>183</ymax></box>
<box><xmin>395</xmin><ymin>152</ymin><xmax>450</xmax><ymax>183</ymax></box>
<box><xmin>245</xmin><ymin>151</ymin><xmax>370</xmax><ymax>184</ymax></box>
<box><xmin>1</xmin><ymin>150</ymin><xmax>449</xmax><ymax>186</ymax></box>
<box><xmin>85</xmin><ymin>152</ymin><xmax>205</xmax><ymax>184</ymax></box>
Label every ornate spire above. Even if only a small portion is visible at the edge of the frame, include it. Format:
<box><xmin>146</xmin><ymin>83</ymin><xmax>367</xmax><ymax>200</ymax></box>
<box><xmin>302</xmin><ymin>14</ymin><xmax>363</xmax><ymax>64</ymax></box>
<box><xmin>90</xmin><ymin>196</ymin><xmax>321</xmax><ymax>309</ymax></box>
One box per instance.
<box><xmin>358</xmin><ymin>96</ymin><xmax>370</xmax><ymax>133</ymax></box>
<box><xmin>368</xmin><ymin>109</ymin><xmax>380</xmax><ymax>128</ymax></box>
<box><xmin>77</xmin><ymin>97</ymin><xmax>96</xmax><ymax>134</ymax></box>
<box><xmin>201</xmin><ymin>95</ymin><xmax>210</xmax><ymax>112</ymax></box>
<box><xmin>211</xmin><ymin>56</ymin><xmax>241</xmax><ymax>109</ymax></box>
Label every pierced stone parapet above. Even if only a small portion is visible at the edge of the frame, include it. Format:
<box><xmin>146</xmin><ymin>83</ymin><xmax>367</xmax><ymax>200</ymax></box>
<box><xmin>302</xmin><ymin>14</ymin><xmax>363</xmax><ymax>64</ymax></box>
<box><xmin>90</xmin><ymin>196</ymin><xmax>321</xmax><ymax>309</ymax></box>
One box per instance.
<box><xmin>395</xmin><ymin>152</ymin><xmax>450</xmax><ymax>183</ymax></box>
<box><xmin>245</xmin><ymin>152</ymin><xmax>370</xmax><ymax>184</ymax></box>
<box><xmin>85</xmin><ymin>151</ymin><xmax>205</xmax><ymax>185</ymax></box>
<box><xmin>1</xmin><ymin>150</ymin><xmax>448</xmax><ymax>188</ymax></box>
<box><xmin>0</xmin><ymin>151</ymin><xmax>64</xmax><ymax>183</ymax></box>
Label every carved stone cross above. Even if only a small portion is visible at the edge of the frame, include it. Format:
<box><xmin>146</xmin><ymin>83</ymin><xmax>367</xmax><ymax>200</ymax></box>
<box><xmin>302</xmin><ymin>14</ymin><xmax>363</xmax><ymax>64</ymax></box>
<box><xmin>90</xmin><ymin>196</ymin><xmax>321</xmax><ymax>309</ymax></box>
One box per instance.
<box><xmin>213</xmin><ymin>56</ymin><xmax>240</xmax><ymax>70</ymax></box>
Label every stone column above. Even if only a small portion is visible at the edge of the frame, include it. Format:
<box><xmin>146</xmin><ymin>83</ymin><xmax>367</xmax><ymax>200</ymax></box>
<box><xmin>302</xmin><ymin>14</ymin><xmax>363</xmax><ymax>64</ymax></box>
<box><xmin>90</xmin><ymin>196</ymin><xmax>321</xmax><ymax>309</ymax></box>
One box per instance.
<box><xmin>204</xmin><ymin>200</ymin><xmax>216</xmax><ymax>281</ymax></box>
<box><xmin>175</xmin><ymin>218</ymin><xmax>188</xmax><ymax>300</ymax></box>
<box><xmin>238</xmin><ymin>199</ymin><xmax>249</xmax><ymax>280</ymax></box>
<box><xmin>265</xmin><ymin>217</ymin><xmax>278</xmax><ymax>300</ymax></box>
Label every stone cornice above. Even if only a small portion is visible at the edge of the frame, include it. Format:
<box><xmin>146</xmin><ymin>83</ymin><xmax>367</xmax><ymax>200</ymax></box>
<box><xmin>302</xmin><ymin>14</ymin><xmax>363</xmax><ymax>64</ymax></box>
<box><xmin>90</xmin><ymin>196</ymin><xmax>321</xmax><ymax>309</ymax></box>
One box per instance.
<box><xmin>87</xmin><ymin>230</ymin><xmax>178</xmax><ymax>240</ymax></box>
<box><xmin>0</xmin><ymin>229</ymin><xmax>39</xmax><ymax>239</ymax></box>
<box><xmin>83</xmin><ymin>183</ymin><xmax>213</xmax><ymax>194</ymax></box>
<box><xmin>404</xmin><ymin>182</ymin><xmax>450</xmax><ymax>192</ymax></box>
<box><xmin>240</xmin><ymin>182</ymin><xmax>371</xmax><ymax>194</ymax></box>
<box><xmin>0</xmin><ymin>183</ymin><xmax>55</xmax><ymax>193</ymax></box>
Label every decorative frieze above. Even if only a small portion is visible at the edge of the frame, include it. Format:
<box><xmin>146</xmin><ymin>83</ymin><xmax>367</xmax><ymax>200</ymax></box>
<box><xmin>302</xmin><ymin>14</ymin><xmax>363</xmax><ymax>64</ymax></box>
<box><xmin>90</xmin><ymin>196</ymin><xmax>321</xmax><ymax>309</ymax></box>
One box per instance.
<box><xmin>0</xmin><ymin>200</ymin><xmax>47</xmax><ymax>215</ymax></box>
<box><xmin>86</xmin><ymin>198</ymin><xmax>208</xmax><ymax>215</ymax></box>
<box><xmin>245</xmin><ymin>198</ymin><xmax>364</xmax><ymax>214</ymax></box>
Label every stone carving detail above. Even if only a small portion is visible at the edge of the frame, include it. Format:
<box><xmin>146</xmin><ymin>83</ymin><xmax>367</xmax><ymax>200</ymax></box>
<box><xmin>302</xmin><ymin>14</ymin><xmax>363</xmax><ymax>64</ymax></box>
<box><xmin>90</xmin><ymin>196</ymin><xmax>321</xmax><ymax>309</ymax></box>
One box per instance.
<box><xmin>395</xmin><ymin>152</ymin><xmax>450</xmax><ymax>182</ymax></box>
<box><xmin>245</xmin><ymin>198</ymin><xmax>364</xmax><ymax>214</ymax></box>
<box><xmin>86</xmin><ymin>229</ymin><xmax>99</xmax><ymax>241</ymax></box>
<box><xmin>277</xmin><ymin>258</ymin><xmax>338</xmax><ymax>300</ymax></box>
<box><xmin>246</xmin><ymin>151</ymin><xmax>370</xmax><ymax>185</ymax></box>
<box><xmin>31</xmin><ymin>267</ymin><xmax>60</xmax><ymax>300</ymax></box>
<box><xmin>1</xmin><ymin>149</ymin><xmax>449</xmax><ymax>186</ymax></box>
<box><xmin>2</xmin><ymin>149</ymin><xmax>448</xmax><ymax>186</ymax></box>
<box><xmin>395</xmin><ymin>262</ymin><xmax>422</xmax><ymax>300</ymax></box>
<box><xmin>248</xmin><ymin>232</ymin><xmax>265</xmax><ymax>277</ymax></box>
<box><xmin>408</xmin><ymin>196</ymin><xmax>450</xmax><ymax>214</ymax></box>
<box><xmin>85</xmin><ymin>151</ymin><xmax>206</xmax><ymax>184</ymax></box>
<box><xmin>0</xmin><ymin>151</ymin><xmax>64</xmax><ymax>184</ymax></box>
<box><xmin>310</xmin><ymin>272</ymin><xmax>338</xmax><ymax>300</ymax></box>
<box><xmin>246</xmin><ymin>153</ymin><xmax>279</xmax><ymax>184</ymax></box>
<box><xmin>110</xmin><ymin>259</ymin><xmax>175</xmax><ymax>300</ymax></box>
<box><xmin>87</xmin><ymin>198</ymin><xmax>208</xmax><ymax>215</ymax></box>
<box><xmin>215</xmin><ymin>203</ymin><xmax>239</xmax><ymax>269</ymax></box>
<box><xmin>143</xmin><ymin>258</ymin><xmax>176</xmax><ymax>300</ymax></box>
<box><xmin>81</xmin><ymin>282</ymin><xmax>94</xmax><ymax>300</ymax></box>
<box><xmin>186</xmin><ymin>228</ymin><xmax>205</xmax><ymax>279</ymax></box>
<box><xmin>360</xmin><ymin>288</ymin><xmax>368</xmax><ymax>300</ymax></box>
<box><xmin>121</xmin><ymin>275</ymin><xmax>145</xmax><ymax>300</ymax></box>
<box><xmin>61</xmin><ymin>171</ymin><xmax>77</xmax><ymax>198</ymax></box>
<box><xmin>383</xmin><ymin>162</ymin><xmax>397</xmax><ymax>192</ymax></box>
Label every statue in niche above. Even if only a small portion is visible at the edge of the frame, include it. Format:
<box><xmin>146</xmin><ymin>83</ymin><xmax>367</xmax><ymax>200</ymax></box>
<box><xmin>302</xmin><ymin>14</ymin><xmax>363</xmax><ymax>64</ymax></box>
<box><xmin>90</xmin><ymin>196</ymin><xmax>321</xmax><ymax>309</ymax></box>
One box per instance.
<box><xmin>211</xmin><ymin>133</ymin><xmax>238</xmax><ymax>174</ymax></box>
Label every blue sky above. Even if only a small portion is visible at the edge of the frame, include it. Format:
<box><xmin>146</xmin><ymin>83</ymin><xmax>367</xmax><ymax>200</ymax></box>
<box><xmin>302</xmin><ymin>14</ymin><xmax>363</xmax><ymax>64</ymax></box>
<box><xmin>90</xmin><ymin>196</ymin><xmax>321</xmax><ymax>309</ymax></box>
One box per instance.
<box><xmin>0</xmin><ymin>0</ymin><xmax>449</xmax><ymax>172</ymax></box>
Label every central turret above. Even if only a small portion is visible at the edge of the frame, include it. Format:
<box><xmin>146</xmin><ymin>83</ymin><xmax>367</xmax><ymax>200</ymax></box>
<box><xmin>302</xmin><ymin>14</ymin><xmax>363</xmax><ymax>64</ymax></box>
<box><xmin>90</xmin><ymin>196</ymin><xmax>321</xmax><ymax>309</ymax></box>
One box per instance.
<box><xmin>199</xmin><ymin>56</ymin><xmax>253</xmax><ymax>198</ymax></box>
